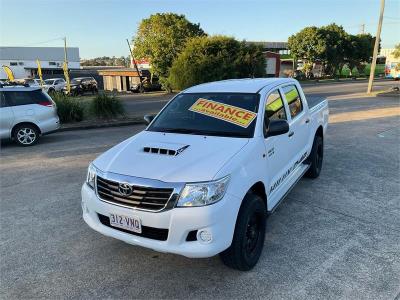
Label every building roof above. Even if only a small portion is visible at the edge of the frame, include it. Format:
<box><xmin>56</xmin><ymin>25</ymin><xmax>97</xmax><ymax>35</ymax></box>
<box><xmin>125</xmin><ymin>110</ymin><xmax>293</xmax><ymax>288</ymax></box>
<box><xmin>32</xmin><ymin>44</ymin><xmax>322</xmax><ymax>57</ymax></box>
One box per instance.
<box><xmin>183</xmin><ymin>78</ymin><xmax>296</xmax><ymax>94</ymax></box>
<box><xmin>0</xmin><ymin>47</ymin><xmax>80</xmax><ymax>62</ymax></box>
<box><xmin>246</xmin><ymin>41</ymin><xmax>288</xmax><ymax>50</ymax></box>
<box><xmin>98</xmin><ymin>69</ymin><xmax>141</xmax><ymax>77</ymax></box>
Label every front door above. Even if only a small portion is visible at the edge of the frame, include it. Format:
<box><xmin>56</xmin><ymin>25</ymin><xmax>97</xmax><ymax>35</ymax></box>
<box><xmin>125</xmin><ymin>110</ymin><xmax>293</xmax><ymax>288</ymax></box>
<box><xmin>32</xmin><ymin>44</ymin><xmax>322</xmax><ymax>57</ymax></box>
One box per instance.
<box><xmin>262</xmin><ymin>88</ymin><xmax>292</xmax><ymax>209</ymax></box>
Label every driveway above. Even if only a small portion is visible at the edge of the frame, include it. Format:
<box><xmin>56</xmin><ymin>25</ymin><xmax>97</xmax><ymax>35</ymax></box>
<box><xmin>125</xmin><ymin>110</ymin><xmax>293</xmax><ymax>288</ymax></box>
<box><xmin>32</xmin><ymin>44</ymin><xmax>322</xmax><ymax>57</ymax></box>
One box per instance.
<box><xmin>0</xmin><ymin>94</ymin><xmax>399</xmax><ymax>299</ymax></box>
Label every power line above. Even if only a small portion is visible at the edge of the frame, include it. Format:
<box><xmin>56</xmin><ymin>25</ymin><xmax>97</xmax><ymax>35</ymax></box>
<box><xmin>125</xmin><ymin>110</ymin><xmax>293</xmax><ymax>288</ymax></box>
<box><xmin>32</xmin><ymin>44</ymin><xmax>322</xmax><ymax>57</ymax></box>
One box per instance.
<box><xmin>20</xmin><ymin>37</ymin><xmax>65</xmax><ymax>47</ymax></box>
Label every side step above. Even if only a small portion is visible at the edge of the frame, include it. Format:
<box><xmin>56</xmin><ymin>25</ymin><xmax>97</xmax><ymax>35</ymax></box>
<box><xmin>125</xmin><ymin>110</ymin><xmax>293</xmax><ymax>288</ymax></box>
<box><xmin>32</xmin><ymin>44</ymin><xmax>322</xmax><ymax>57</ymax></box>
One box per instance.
<box><xmin>268</xmin><ymin>164</ymin><xmax>310</xmax><ymax>214</ymax></box>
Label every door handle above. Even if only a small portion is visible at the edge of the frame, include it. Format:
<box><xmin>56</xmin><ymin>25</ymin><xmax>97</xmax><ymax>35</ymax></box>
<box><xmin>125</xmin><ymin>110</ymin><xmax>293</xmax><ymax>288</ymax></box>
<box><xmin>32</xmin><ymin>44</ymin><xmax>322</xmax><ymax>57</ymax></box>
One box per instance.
<box><xmin>288</xmin><ymin>131</ymin><xmax>294</xmax><ymax>137</ymax></box>
<box><xmin>305</xmin><ymin>118</ymin><xmax>310</xmax><ymax>124</ymax></box>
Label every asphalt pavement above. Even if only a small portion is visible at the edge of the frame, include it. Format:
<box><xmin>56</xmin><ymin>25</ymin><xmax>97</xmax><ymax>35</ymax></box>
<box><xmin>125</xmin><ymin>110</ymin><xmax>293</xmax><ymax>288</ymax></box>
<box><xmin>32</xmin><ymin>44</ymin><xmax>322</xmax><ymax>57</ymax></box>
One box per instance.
<box><xmin>120</xmin><ymin>79</ymin><xmax>400</xmax><ymax>118</ymax></box>
<box><xmin>0</xmin><ymin>86</ymin><xmax>399</xmax><ymax>299</ymax></box>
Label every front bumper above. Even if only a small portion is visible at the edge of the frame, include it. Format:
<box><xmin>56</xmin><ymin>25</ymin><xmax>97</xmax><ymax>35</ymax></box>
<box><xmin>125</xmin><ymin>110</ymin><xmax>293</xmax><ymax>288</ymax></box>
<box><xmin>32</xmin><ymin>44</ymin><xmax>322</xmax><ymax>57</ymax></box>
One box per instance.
<box><xmin>81</xmin><ymin>184</ymin><xmax>241</xmax><ymax>258</ymax></box>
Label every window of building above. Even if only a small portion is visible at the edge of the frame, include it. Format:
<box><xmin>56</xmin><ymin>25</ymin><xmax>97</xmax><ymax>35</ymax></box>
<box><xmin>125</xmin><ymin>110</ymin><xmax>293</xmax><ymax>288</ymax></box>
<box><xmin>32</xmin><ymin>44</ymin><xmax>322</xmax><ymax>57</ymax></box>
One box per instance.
<box><xmin>282</xmin><ymin>85</ymin><xmax>303</xmax><ymax>119</ymax></box>
<box><xmin>18</xmin><ymin>62</ymin><xmax>24</xmax><ymax>66</ymax></box>
<box><xmin>49</xmin><ymin>62</ymin><xmax>56</xmax><ymax>66</ymax></box>
<box><xmin>10</xmin><ymin>62</ymin><xmax>18</xmax><ymax>66</ymax></box>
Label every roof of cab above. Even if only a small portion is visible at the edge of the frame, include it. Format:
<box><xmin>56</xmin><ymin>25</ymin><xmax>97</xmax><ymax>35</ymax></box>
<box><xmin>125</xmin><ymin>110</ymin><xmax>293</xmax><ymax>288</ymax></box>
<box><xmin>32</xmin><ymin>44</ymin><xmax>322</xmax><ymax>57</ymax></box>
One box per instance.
<box><xmin>183</xmin><ymin>78</ymin><xmax>297</xmax><ymax>94</ymax></box>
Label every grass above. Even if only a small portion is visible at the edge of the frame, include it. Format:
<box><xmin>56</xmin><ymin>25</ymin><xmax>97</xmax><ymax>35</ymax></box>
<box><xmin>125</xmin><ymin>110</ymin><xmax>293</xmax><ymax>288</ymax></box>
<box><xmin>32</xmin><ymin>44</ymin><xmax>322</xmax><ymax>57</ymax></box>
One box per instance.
<box><xmin>51</xmin><ymin>92</ymin><xmax>84</xmax><ymax>123</ymax></box>
<box><xmin>89</xmin><ymin>92</ymin><xmax>125</xmax><ymax>119</ymax></box>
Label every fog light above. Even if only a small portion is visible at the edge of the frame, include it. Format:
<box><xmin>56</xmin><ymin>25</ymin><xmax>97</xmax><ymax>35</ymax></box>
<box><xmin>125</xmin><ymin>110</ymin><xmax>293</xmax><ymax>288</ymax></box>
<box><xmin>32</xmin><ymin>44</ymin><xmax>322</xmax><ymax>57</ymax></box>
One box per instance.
<box><xmin>198</xmin><ymin>230</ymin><xmax>212</xmax><ymax>243</ymax></box>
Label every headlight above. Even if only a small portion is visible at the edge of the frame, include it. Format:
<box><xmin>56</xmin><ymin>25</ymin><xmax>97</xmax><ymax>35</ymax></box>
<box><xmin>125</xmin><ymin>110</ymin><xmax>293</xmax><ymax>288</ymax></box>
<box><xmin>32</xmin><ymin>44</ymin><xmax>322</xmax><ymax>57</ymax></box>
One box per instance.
<box><xmin>86</xmin><ymin>163</ymin><xmax>97</xmax><ymax>189</ymax></box>
<box><xmin>177</xmin><ymin>175</ymin><xmax>230</xmax><ymax>207</ymax></box>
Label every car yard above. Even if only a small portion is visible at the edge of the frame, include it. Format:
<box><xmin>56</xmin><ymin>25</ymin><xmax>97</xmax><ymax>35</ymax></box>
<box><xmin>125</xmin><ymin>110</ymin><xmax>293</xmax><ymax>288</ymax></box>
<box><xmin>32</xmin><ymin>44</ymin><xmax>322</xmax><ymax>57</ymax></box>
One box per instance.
<box><xmin>1</xmin><ymin>91</ymin><xmax>399</xmax><ymax>299</ymax></box>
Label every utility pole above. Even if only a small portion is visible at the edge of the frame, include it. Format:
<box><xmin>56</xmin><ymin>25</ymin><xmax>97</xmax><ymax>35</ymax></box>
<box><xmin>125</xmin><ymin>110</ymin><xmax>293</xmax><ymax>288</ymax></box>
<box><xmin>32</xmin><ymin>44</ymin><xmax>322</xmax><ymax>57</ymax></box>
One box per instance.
<box><xmin>126</xmin><ymin>39</ymin><xmax>144</xmax><ymax>91</ymax></box>
<box><xmin>367</xmin><ymin>0</ymin><xmax>385</xmax><ymax>94</ymax></box>
<box><xmin>360</xmin><ymin>23</ymin><xmax>365</xmax><ymax>34</ymax></box>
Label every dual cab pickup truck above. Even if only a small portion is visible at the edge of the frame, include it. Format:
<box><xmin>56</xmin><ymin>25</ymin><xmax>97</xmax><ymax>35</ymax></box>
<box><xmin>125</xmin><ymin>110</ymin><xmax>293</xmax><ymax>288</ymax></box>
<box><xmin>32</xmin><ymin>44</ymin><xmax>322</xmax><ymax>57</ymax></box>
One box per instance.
<box><xmin>82</xmin><ymin>78</ymin><xmax>329</xmax><ymax>271</ymax></box>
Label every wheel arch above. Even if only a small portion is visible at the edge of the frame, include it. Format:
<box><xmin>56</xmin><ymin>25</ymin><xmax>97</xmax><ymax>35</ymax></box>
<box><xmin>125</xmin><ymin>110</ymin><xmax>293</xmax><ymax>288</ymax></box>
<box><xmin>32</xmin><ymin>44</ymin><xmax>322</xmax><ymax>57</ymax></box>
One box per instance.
<box><xmin>247</xmin><ymin>181</ymin><xmax>268</xmax><ymax>211</ymax></box>
<box><xmin>11</xmin><ymin>122</ymin><xmax>42</xmax><ymax>138</ymax></box>
<box><xmin>315</xmin><ymin>125</ymin><xmax>323</xmax><ymax>139</ymax></box>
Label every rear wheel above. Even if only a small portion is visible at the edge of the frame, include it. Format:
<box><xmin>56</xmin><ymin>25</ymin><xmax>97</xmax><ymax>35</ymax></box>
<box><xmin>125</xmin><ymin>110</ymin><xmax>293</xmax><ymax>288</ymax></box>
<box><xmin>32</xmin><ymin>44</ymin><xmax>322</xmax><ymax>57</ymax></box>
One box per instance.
<box><xmin>13</xmin><ymin>124</ymin><xmax>40</xmax><ymax>146</ymax></box>
<box><xmin>220</xmin><ymin>193</ymin><xmax>267</xmax><ymax>271</ymax></box>
<box><xmin>305</xmin><ymin>135</ymin><xmax>323</xmax><ymax>178</ymax></box>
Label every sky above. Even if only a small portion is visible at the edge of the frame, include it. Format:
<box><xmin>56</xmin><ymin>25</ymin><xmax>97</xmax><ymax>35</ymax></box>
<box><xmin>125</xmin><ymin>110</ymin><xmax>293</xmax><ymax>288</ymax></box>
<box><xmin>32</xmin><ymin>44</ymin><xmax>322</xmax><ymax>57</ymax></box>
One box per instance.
<box><xmin>0</xmin><ymin>0</ymin><xmax>399</xmax><ymax>59</ymax></box>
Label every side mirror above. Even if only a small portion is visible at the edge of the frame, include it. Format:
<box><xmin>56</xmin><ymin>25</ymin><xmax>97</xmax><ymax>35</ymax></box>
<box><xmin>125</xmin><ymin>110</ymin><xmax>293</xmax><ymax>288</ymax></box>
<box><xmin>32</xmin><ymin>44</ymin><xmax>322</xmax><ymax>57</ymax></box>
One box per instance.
<box><xmin>266</xmin><ymin>119</ymin><xmax>289</xmax><ymax>137</ymax></box>
<box><xmin>144</xmin><ymin>114</ymin><xmax>155</xmax><ymax>125</ymax></box>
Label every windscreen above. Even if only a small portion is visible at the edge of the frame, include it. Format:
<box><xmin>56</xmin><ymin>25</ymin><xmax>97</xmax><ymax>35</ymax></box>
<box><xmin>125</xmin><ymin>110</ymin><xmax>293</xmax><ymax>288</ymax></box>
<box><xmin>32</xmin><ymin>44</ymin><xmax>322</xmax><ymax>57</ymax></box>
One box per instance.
<box><xmin>44</xmin><ymin>79</ymin><xmax>54</xmax><ymax>85</ymax></box>
<box><xmin>148</xmin><ymin>93</ymin><xmax>260</xmax><ymax>138</ymax></box>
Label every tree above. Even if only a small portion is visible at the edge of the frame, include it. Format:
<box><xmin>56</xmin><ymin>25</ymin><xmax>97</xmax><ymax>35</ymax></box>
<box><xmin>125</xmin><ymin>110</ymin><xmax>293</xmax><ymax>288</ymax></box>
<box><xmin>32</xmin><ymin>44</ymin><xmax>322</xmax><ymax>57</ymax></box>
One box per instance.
<box><xmin>288</xmin><ymin>26</ymin><xmax>325</xmax><ymax>76</ymax></box>
<box><xmin>236</xmin><ymin>42</ymin><xmax>267</xmax><ymax>78</ymax></box>
<box><xmin>132</xmin><ymin>13</ymin><xmax>205</xmax><ymax>91</ymax></box>
<box><xmin>393</xmin><ymin>43</ymin><xmax>400</xmax><ymax>59</ymax></box>
<box><xmin>345</xmin><ymin>34</ymin><xmax>374</xmax><ymax>77</ymax></box>
<box><xmin>319</xmin><ymin>23</ymin><xmax>349</xmax><ymax>77</ymax></box>
<box><xmin>168</xmin><ymin>36</ymin><xmax>266</xmax><ymax>90</ymax></box>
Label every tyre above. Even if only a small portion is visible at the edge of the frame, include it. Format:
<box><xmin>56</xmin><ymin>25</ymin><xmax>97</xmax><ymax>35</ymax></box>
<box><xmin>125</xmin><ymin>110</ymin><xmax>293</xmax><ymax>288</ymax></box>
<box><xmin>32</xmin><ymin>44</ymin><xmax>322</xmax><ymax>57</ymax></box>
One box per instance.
<box><xmin>305</xmin><ymin>135</ymin><xmax>323</xmax><ymax>178</ymax></box>
<box><xmin>220</xmin><ymin>193</ymin><xmax>267</xmax><ymax>271</ymax></box>
<box><xmin>13</xmin><ymin>124</ymin><xmax>40</xmax><ymax>146</ymax></box>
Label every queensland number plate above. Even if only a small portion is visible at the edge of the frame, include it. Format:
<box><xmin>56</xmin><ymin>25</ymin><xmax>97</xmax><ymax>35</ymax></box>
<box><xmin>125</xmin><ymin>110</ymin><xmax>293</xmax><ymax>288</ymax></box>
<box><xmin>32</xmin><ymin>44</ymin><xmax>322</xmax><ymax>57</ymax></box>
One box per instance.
<box><xmin>109</xmin><ymin>213</ymin><xmax>142</xmax><ymax>234</ymax></box>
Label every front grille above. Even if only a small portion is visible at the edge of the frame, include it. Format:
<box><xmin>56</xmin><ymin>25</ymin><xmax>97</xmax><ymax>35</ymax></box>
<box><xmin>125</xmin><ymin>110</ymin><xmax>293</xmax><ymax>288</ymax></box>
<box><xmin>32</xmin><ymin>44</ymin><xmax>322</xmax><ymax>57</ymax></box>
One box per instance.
<box><xmin>96</xmin><ymin>176</ymin><xmax>174</xmax><ymax>211</ymax></box>
<box><xmin>97</xmin><ymin>214</ymin><xmax>169</xmax><ymax>241</ymax></box>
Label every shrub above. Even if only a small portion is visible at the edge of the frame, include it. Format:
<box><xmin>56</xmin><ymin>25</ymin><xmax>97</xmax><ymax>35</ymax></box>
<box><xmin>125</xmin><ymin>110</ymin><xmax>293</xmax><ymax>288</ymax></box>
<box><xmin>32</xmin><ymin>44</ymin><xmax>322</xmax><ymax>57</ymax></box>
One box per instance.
<box><xmin>168</xmin><ymin>36</ymin><xmax>266</xmax><ymax>90</ymax></box>
<box><xmin>90</xmin><ymin>93</ymin><xmax>124</xmax><ymax>119</ymax></box>
<box><xmin>51</xmin><ymin>92</ymin><xmax>84</xmax><ymax>123</ymax></box>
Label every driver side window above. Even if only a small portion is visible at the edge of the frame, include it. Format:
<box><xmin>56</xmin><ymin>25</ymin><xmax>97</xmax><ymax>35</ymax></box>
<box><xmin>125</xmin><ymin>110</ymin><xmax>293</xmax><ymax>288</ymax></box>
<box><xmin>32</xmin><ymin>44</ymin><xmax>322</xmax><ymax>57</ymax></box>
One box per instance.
<box><xmin>265</xmin><ymin>89</ymin><xmax>287</xmax><ymax>121</ymax></box>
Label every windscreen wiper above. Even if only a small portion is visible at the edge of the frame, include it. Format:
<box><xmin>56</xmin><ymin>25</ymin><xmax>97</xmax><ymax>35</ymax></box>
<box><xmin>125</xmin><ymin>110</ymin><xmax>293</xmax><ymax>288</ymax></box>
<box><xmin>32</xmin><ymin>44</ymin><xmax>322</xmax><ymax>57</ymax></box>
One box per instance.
<box><xmin>161</xmin><ymin>128</ymin><xmax>200</xmax><ymax>134</ymax></box>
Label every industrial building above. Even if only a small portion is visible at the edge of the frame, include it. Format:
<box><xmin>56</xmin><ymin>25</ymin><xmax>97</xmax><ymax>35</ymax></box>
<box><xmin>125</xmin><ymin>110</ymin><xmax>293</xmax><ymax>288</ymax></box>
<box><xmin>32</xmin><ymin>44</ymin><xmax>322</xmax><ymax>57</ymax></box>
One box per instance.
<box><xmin>0</xmin><ymin>47</ymin><xmax>80</xmax><ymax>80</ymax></box>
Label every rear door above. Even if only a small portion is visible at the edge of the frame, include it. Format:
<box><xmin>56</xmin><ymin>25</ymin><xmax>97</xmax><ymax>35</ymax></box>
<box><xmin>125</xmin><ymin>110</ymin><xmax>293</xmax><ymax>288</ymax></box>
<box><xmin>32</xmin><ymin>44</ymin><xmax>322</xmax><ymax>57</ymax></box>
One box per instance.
<box><xmin>0</xmin><ymin>92</ymin><xmax>14</xmax><ymax>139</ymax></box>
<box><xmin>281</xmin><ymin>84</ymin><xmax>310</xmax><ymax>162</ymax></box>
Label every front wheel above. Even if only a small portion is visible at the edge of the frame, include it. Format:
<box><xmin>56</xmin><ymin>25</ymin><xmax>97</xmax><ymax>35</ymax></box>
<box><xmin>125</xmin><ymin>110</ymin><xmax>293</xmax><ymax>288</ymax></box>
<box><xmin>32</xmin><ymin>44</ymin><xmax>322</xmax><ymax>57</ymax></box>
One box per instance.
<box><xmin>13</xmin><ymin>124</ymin><xmax>40</xmax><ymax>146</ymax></box>
<box><xmin>220</xmin><ymin>193</ymin><xmax>267</xmax><ymax>271</ymax></box>
<box><xmin>305</xmin><ymin>135</ymin><xmax>323</xmax><ymax>178</ymax></box>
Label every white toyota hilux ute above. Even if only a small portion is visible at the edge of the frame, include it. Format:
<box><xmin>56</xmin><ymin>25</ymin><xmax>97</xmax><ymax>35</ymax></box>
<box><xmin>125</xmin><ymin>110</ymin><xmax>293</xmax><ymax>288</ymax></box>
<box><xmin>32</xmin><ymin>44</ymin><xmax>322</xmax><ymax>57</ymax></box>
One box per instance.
<box><xmin>82</xmin><ymin>78</ymin><xmax>328</xmax><ymax>271</ymax></box>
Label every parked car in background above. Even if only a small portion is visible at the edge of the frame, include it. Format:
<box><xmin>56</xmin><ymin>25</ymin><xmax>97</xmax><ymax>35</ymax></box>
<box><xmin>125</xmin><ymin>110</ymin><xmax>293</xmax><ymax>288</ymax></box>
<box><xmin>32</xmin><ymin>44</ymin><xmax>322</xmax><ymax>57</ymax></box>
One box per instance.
<box><xmin>43</xmin><ymin>78</ymin><xmax>66</xmax><ymax>93</ymax></box>
<box><xmin>23</xmin><ymin>78</ymin><xmax>42</xmax><ymax>87</ymax></box>
<box><xmin>130</xmin><ymin>75</ymin><xmax>162</xmax><ymax>93</ymax></box>
<box><xmin>64</xmin><ymin>77</ymin><xmax>98</xmax><ymax>96</ymax></box>
<box><xmin>0</xmin><ymin>84</ymin><xmax>60</xmax><ymax>146</ymax></box>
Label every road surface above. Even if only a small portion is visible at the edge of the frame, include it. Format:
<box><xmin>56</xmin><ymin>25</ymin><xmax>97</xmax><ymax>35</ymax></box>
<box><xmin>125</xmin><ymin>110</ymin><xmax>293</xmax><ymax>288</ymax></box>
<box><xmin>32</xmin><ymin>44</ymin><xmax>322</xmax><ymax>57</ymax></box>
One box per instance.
<box><xmin>120</xmin><ymin>79</ymin><xmax>399</xmax><ymax>117</ymax></box>
<box><xmin>1</xmin><ymin>92</ymin><xmax>399</xmax><ymax>299</ymax></box>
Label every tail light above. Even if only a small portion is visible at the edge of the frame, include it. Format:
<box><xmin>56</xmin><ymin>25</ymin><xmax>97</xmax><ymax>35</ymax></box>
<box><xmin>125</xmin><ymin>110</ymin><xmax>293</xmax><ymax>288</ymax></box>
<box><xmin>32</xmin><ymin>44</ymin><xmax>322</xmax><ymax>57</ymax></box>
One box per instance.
<box><xmin>38</xmin><ymin>101</ymin><xmax>54</xmax><ymax>107</ymax></box>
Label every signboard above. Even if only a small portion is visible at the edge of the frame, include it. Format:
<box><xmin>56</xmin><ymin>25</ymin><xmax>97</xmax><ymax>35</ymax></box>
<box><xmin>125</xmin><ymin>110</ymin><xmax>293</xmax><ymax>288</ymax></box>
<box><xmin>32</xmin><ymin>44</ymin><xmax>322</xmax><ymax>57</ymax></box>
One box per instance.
<box><xmin>189</xmin><ymin>98</ymin><xmax>257</xmax><ymax>128</ymax></box>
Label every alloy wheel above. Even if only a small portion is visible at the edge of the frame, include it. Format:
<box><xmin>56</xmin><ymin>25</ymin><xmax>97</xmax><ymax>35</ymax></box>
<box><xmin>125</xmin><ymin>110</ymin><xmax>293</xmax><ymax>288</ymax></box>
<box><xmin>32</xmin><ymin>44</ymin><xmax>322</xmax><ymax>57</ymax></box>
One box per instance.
<box><xmin>17</xmin><ymin>128</ymin><xmax>37</xmax><ymax>145</ymax></box>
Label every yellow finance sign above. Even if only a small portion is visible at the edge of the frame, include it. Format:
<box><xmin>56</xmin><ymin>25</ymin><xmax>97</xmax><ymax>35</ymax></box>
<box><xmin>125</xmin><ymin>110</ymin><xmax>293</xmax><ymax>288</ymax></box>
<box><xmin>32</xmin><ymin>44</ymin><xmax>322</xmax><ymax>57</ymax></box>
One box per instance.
<box><xmin>189</xmin><ymin>98</ymin><xmax>257</xmax><ymax>128</ymax></box>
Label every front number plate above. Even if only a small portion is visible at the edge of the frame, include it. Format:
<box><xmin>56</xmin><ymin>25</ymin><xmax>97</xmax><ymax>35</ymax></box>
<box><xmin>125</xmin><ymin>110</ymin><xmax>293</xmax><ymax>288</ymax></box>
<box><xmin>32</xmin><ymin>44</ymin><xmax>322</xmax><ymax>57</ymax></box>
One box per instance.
<box><xmin>109</xmin><ymin>213</ymin><xmax>142</xmax><ymax>234</ymax></box>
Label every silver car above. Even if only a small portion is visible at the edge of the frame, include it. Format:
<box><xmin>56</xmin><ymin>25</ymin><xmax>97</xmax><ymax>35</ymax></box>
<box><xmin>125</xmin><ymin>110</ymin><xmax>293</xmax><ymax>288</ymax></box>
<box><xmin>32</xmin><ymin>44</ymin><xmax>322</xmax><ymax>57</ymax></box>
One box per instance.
<box><xmin>0</xmin><ymin>86</ymin><xmax>60</xmax><ymax>146</ymax></box>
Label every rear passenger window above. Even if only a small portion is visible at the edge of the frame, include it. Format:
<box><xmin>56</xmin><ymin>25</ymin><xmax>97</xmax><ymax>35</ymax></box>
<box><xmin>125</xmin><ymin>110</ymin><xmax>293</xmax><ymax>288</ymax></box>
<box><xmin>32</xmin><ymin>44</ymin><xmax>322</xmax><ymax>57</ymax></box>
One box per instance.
<box><xmin>4</xmin><ymin>91</ymin><xmax>35</xmax><ymax>106</ymax></box>
<box><xmin>265</xmin><ymin>90</ymin><xmax>287</xmax><ymax>120</ymax></box>
<box><xmin>4</xmin><ymin>90</ymin><xmax>51</xmax><ymax>106</ymax></box>
<box><xmin>282</xmin><ymin>85</ymin><xmax>303</xmax><ymax>119</ymax></box>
